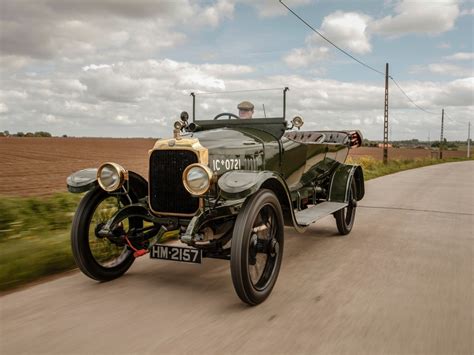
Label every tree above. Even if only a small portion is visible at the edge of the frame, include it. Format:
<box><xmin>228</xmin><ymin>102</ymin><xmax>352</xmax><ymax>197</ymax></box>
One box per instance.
<box><xmin>34</xmin><ymin>131</ymin><xmax>52</xmax><ymax>137</ymax></box>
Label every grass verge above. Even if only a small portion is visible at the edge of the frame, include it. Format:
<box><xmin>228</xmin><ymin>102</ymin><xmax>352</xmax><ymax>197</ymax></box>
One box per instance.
<box><xmin>0</xmin><ymin>193</ymin><xmax>81</xmax><ymax>291</ymax></box>
<box><xmin>1</xmin><ymin>157</ymin><xmax>472</xmax><ymax>292</ymax></box>
<box><xmin>347</xmin><ymin>156</ymin><xmax>471</xmax><ymax>180</ymax></box>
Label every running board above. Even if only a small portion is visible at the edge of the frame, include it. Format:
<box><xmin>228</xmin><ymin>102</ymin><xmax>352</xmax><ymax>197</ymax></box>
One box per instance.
<box><xmin>295</xmin><ymin>202</ymin><xmax>347</xmax><ymax>227</ymax></box>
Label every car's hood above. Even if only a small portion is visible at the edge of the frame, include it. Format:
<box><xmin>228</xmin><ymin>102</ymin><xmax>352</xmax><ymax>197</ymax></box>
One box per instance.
<box><xmin>192</xmin><ymin>128</ymin><xmax>267</xmax><ymax>174</ymax></box>
<box><xmin>193</xmin><ymin>127</ymin><xmax>264</xmax><ymax>151</ymax></box>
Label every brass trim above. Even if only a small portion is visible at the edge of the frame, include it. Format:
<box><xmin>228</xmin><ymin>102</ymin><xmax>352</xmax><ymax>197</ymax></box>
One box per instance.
<box><xmin>148</xmin><ymin>137</ymin><xmax>208</xmax><ymax>217</ymax></box>
<box><xmin>149</xmin><ymin>137</ymin><xmax>209</xmax><ymax>164</ymax></box>
<box><xmin>97</xmin><ymin>162</ymin><xmax>128</xmax><ymax>192</ymax></box>
<box><xmin>182</xmin><ymin>163</ymin><xmax>214</xmax><ymax>196</ymax></box>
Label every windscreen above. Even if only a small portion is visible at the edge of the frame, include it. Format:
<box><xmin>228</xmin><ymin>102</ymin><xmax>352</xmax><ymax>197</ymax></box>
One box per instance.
<box><xmin>193</xmin><ymin>88</ymin><xmax>285</xmax><ymax>121</ymax></box>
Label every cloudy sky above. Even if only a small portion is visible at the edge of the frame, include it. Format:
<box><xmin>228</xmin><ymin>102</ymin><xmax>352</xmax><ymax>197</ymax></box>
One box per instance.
<box><xmin>1</xmin><ymin>0</ymin><xmax>473</xmax><ymax>140</ymax></box>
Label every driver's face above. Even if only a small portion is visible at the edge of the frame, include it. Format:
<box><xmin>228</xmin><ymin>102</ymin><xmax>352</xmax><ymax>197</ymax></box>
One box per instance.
<box><xmin>239</xmin><ymin>109</ymin><xmax>253</xmax><ymax>119</ymax></box>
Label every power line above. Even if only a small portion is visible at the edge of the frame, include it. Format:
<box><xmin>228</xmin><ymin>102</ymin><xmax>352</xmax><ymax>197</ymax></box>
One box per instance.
<box><xmin>279</xmin><ymin>0</ymin><xmax>386</xmax><ymax>77</ymax></box>
<box><xmin>390</xmin><ymin>77</ymin><xmax>438</xmax><ymax>115</ymax></box>
<box><xmin>443</xmin><ymin>112</ymin><xmax>458</xmax><ymax>123</ymax></box>
<box><xmin>279</xmin><ymin>0</ymin><xmax>440</xmax><ymax>116</ymax></box>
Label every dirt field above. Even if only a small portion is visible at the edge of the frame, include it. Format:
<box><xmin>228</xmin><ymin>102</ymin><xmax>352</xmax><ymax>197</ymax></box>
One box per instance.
<box><xmin>0</xmin><ymin>137</ymin><xmax>468</xmax><ymax>197</ymax></box>
<box><xmin>0</xmin><ymin>137</ymin><xmax>155</xmax><ymax>197</ymax></box>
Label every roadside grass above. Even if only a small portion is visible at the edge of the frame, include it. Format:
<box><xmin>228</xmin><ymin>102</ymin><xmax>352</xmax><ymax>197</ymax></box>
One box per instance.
<box><xmin>347</xmin><ymin>156</ymin><xmax>472</xmax><ymax>180</ymax></box>
<box><xmin>0</xmin><ymin>194</ymin><xmax>81</xmax><ymax>291</ymax></box>
<box><xmin>1</xmin><ymin>157</ymin><xmax>472</xmax><ymax>292</ymax></box>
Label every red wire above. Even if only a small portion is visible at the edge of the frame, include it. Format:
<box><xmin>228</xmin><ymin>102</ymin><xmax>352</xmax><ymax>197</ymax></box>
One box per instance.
<box><xmin>124</xmin><ymin>235</ymin><xmax>138</xmax><ymax>252</ymax></box>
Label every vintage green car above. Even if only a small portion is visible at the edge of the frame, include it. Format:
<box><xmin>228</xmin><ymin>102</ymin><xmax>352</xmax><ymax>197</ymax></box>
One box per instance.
<box><xmin>67</xmin><ymin>88</ymin><xmax>364</xmax><ymax>305</ymax></box>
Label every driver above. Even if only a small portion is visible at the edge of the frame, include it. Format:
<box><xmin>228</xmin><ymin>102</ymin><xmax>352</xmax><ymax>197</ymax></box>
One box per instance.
<box><xmin>237</xmin><ymin>101</ymin><xmax>254</xmax><ymax>119</ymax></box>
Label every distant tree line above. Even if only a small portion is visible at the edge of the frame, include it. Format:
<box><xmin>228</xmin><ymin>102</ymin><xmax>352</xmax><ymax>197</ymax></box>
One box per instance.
<box><xmin>430</xmin><ymin>139</ymin><xmax>459</xmax><ymax>149</ymax></box>
<box><xmin>0</xmin><ymin>130</ymin><xmax>52</xmax><ymax>137</ymax></box>
<box><xmin>363</xmin><ymin>138</ymin><xmax>469</xmax><ymax>150</ymax></box>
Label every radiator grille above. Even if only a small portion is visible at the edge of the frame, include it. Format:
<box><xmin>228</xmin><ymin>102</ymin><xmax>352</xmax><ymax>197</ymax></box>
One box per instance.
<box><xmin>149</xmin><ymin>150</ymin><xmax>199</xmax><ymax>215</ymax></box>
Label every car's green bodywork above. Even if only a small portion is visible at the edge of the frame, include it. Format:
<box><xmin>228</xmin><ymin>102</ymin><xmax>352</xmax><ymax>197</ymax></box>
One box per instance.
<box><xmin>67</xmin><ymin>110</ymin><xmax>364</xmax><ymax>253</ymax></box>
<box><xmin>186</xmin><ymin>120</ymin><xmax>364</xmax><ymax>236</ymax></box>
<box><xmin>67</xmin><ymin>89</ymin><xmax>365</xmax><ymax>305</ymax></box>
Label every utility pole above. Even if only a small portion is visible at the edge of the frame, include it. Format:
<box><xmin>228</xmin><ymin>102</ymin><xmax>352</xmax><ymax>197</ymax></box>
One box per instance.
<box><xmin>440</xmin><ymin>109</ymin><xmax>444</xmax><ymax>159</ymax></box>
<box><xmin>383</xmin><ymin>63</ymin><xmax>389</xmax><ymax>164</ymax></box>
<box><xmin>468</xmin><ymin>122</ymin><xmax>471</xmax><ymax>159</ymax></box>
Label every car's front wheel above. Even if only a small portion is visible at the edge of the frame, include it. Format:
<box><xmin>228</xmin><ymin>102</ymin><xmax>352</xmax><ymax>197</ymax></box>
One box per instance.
<box><xmin>71</xmin><ymin>186</ymin><xmax>141</xmax><ymax>281</ymax></box>
<box><xmin>230</xmin><ymin>189</ymin><xmax>284</xmax><ymax>306</ymax></box>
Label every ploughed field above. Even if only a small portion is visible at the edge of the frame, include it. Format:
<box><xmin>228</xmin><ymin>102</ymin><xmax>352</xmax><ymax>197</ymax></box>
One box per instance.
<box><xmin>0</xmin><ymin>137</ymin><xmax>155</xmax><ymax>197</ymax></box>
<box><xmin>0</xmin><ymin>137</ymin><xmax>466</xmax><ymax>197</ymax></box>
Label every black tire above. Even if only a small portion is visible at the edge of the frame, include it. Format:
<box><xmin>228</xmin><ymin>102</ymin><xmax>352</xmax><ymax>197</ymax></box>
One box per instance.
<box><xmin>230</xmin><ymin>189</ymin><xmax>284</xmax><ymax>306</ymax></box>
<box><xmin>334</xmin><ymin>179</ymin><xmax>357</xmax><ymax>235</ymax></box>
<box><xmin>71</xmin><ymin>186</ymin><xmax>139</xmax><ymax>281</ymax></box>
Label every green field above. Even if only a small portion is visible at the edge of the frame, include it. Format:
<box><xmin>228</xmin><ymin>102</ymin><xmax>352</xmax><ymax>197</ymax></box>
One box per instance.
<box><xmin>0</xmin><ymin>157</ymin><xmax>471</xmax><ymax>292</ymax></box>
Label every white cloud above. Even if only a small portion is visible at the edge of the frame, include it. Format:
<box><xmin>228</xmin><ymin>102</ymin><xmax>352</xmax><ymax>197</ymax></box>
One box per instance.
<box><xmin>114</xmin><ymin>115</ymin><xmax>136</xmax><ymax>125</ymax></box>
<box><xmin>1</xmin><ymin>90</ymin><xmax>29</xmax><ymax>100</ymax></box>
<box><xmin>283</xmin><ymin>46</ymin><xmax>330</xmax><ymax>68</ymax></box>
<box><xmin>437</xmin><ymin>42</ymin><xmax>451</xmax><ymax>49</ymax></box>
<box><xmin>370</xmin><ymin>0</ymin><xmax>460</xmax><ymax>36</ymax></box>
<box><xmin>43</xmin><ymin>114</ymin><xmax>62</xmax><ymax>123</ymax></box>
<box><xmin>319</xmin><ymin>11</ymin><xmax>372</xmax><ymax>54</ymax></box>
<box><xmin>246</xmin><ymin>0</ymin><xmax>311</xmax><ymax>18</ymax></box>
<box><xmin>0</xmin><ymin>0</ymin><xmax>233</xmax><ymax>64</ymax></box>
<box><xmin>0</xmin><ymin>55</ymin><xmax>31</xmax><ymax>71</ymax></box>
<box><xmin>434</xmin><ymin>77</ymin><xmax>474</xmax><ymax>106</ymax></box>
<box><xmin>0</xmin><ymin>103</ymin><xmax>9</xmax><ymax>114</ymax></box>
<box><xmin>444</xmin><ymin>52</ymin><xmax>474</xmax><ymax>61</ymax></box>
<box><xmin>2</xmin><ymin>63</ymin><xmax>472</xmax><ymax>139</ymax></box>
<box><xmin>460</xmin><ymin>8</ymin><xmax>474</xmax><ymax>16</ymax></box>
<box><xmin>196</xmin><ymin>0</ymin><xmax>235</xmax><ymax>27</ymax></box>
<box><xmin>0</xmin><ymin>1</ymin><xmax>472</xmax><ymax>140</ymax></box>
<box><xmin>80</xmin><ymin>68</ymin><xmax>147</xmax><ymax>103</ymax></box>
<box><xmin>429</xmin><ymin>63</ymin><xmax>472</xmax><ymax>77</ymax></box>
<box><xmin>82</xmin><ymin>64</ymin><xmax>112</xmax><ymax>72</ymax></box>
<box><xmin>283</xmin><ymin>10</ymin><xmax>371</xmax><ymax>69</ymax></box>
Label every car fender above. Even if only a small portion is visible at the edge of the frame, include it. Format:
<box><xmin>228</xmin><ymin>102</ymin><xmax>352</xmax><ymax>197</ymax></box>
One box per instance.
<box><xmin>218</xmin><ymin>170</ymin><xmax>306</xmax><ymax>232</ymax></box>
<box><xmin>328</xmin><ymin>164</ymin><xmax>365</xmax><ymax>202</ymax></box>
<box><xmin>67</xmin><ymin>168</ymin><xmax>148</xmax><ymax>199</ymax></box>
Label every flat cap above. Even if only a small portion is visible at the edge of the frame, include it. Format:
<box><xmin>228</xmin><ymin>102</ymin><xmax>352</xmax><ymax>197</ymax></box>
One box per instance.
<box><xmin>237</xmin><ymin>101</ymin><xmax>254</xmax><ymax>110</ymax></box>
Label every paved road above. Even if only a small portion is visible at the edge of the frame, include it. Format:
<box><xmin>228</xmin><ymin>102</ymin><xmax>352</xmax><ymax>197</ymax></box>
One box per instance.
<box><xmin>1</xmin><ymin>161</ymin><xmax>473</xmax><ymax>354</ymax></box>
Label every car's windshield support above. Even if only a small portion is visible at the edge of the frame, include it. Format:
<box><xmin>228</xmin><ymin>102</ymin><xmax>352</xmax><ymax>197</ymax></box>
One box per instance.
<box><xmin>190</xmin><ymin>87</ymin><xmax>289</xmax><ymax>122</ymax></box>
<box><xmin>191</xmin><ymin>92</ymin><xmax>196</xmax><ymax>123</ymax></box>
<box><xmin>283</xmin><ymin>87</ymin><xmax>289</xmax><ymax>120</ymax></box>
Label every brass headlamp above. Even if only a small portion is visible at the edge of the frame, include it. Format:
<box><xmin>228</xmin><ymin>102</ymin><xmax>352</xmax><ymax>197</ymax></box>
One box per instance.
<box><xmin>97</xmin><ymin>162</ymin><xmax>128</xmax><ymax>192</ymax></box>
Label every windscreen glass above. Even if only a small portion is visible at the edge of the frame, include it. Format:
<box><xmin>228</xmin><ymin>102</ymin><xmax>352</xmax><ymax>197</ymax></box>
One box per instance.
<box><xmin>193</xmin><ymin>88</ymin><xmax>285</xmax><ymax>121</ymax></box>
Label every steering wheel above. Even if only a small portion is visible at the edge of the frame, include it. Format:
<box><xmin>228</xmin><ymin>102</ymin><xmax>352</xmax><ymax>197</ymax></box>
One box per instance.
<box><xmin>213</xmin><ymin>112</ymin><xmax>240</xmax><ymax>120</ymax></box>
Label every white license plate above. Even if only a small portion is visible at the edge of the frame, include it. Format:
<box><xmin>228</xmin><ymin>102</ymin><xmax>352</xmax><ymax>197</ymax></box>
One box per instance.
<box><xmin>150</xmin><ymin>244</ymin><xmax>202</xmax><ymax>264</ymax></box>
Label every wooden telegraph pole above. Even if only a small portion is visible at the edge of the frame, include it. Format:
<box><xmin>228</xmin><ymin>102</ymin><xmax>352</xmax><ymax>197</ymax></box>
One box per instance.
<box><xmin>383</xmin><ymin>63</ymin><xmax>389</xmax><ymax>164</ymax></box>
<box><xmin>440</xmin><ymin>109</ymin><xmax>444</xmax><ymax>159</ymax></box>
<box><xmin>468</xmin><ymin>122</ymin><xmax>471</xmax><ymax>159</ymax></box>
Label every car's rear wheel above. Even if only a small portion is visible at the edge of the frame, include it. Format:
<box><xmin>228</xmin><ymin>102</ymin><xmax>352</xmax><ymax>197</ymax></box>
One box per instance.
<box><xmin>334</xmin><ymin>179</ymin><xmax>357</xmax><ymax>235</ymax></box>
<box><xmin>230</xmin><ymin>189</ymin><xmax>284</xmax><ymax>306</ymax></box>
